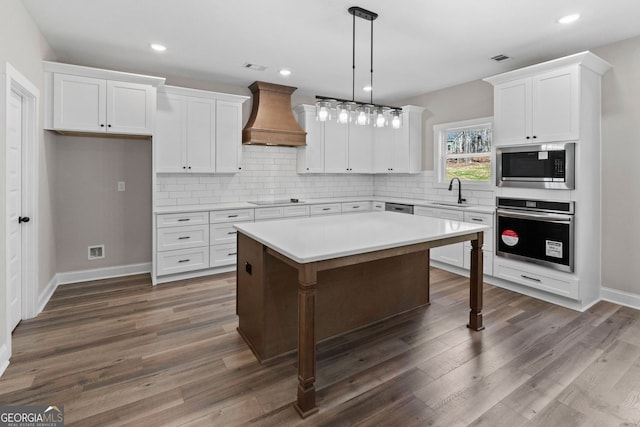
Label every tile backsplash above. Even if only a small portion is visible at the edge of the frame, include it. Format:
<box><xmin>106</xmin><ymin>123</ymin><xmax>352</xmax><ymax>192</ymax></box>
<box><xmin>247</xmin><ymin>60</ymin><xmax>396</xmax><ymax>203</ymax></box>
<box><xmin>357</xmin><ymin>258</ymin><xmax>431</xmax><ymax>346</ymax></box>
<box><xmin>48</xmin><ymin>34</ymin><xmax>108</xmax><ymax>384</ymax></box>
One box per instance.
<box><xmin>155</xmin><ymin>145</ymin><xmax>374</xmax><ymax>206</ymax></box>
<box><xmin>155</xmin><ymin>145</ymin><xmax>495</xmax><ymax>207</ymax></box>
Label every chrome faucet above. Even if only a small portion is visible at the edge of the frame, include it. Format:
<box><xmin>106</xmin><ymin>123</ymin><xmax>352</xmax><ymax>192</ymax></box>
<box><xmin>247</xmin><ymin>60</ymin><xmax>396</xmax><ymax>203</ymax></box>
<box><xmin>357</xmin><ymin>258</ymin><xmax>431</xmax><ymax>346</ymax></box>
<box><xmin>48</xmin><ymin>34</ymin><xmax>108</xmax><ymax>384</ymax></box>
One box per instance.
<box><xmin>448</xmin><ymin>177</ymin><xmax>466</xmax><ymax>204</ymax></box>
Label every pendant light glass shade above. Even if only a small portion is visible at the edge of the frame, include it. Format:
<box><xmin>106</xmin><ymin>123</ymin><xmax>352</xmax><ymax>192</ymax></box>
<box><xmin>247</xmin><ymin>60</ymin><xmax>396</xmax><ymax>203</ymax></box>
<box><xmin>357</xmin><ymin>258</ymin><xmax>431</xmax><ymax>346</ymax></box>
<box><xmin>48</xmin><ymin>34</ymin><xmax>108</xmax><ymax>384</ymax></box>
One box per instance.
<box><xmin>391</xmin><ymin>110</ymin><xmax>402</xmax><ymax>129</ymax></box>
<box><xmin>336</xmin><ymin>102</ymin><xmax>354</xmax><ymax>124</ymax></box>
<box><xmin>316</xmin><ymin>100</ymin><xmax>332</xmax><ymax>122</ymax></box>
<box><xmin>374</xmin><ymin>107</ymin><xmax>387</xmax><ymax>127</ymax></box>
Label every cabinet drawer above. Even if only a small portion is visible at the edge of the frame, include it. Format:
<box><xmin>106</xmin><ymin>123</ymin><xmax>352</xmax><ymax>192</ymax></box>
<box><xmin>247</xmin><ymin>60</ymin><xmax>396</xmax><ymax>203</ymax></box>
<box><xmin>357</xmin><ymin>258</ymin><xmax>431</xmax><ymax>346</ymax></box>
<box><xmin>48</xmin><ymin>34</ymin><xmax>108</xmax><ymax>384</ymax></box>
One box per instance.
<box><xmin>494</xmin><ymin>259</ymin><xmax>579</xmax><ymax>299</ymax></box>
<box><xmin>157</xmin><ymin>225</ymin><xmax>209</xmax><ymax>251</ymax></box>
<box><xmin>157</xmin><ymin>211</ymin><xmax>209</xmax><ymax>228</ymax></box>
<box><xmin>157</xmin><ymin>246</ymin><xmax>209</xmax><ymax>276</ymax></box>
<box><xmin>464</xmin><ymin>212</ymin><xmax>493</xmax><ymax>225</ymax></box>
<box><xmin>437</xmin><ymin>209</ymin><xmax>464</xmax><ymax>221</ymax></box>
<box><xmin>372</xmin><ymin>201</ymin><xmax>385</xmax><ymax>211</ymax></box>
<box><xmin>283</xmin><ymin>205</ymin><xmax>310</xmax><ymax>217</ymax></box>
<box><xmin>341</xmin><ymin>201</ymin><xmax>372</xmax><ymax>213</ymax></box>
<box><xmin>210</xmin><ymin>223</ymin><xmax>238</xmax><ymax>245</ymax></box>
<box><xmin>310</xmin><ymin>203</ymin><xmax>341</xmax><ymax>216</ymax></box>
<box><xmin>254</xmin><ymin>207</ymin><xmax>284</xmax><ymax>221</ymax></box>
<box><xmin>210</xmin><ymin>243</ymin><xmax>237</xmax><ymax>267</ymax></box>
<box><xmin>210</xmin><ymin>209</ymin><xmax>254</xmax><ymax>223</ymax></box>
<box><xmin>414</xmin><ymin>206</ymin><xmax>438</xmax><ymax>217</ymax></box>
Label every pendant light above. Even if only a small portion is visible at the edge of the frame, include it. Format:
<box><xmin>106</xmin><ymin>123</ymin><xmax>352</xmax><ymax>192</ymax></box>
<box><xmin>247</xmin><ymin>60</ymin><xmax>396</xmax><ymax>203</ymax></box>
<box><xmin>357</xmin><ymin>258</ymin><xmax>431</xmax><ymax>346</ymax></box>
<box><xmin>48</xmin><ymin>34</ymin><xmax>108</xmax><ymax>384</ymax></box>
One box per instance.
<box><xmin>315</xmin><ymin>6</ymin><xmax>402</xmax><ymax>129</ymax></box>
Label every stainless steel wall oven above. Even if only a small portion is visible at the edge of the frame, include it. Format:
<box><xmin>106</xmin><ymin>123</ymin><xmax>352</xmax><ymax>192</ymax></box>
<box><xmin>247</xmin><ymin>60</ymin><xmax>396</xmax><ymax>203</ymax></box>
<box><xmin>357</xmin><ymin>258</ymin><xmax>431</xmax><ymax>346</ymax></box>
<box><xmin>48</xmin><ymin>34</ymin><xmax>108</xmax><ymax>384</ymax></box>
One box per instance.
<box><xmin>496</xmin><ymin>197</ymin><xmax>575</xmax><ymax>272</ymax></box>
<box><xmin>496</xmin><ymin>142</ymin><xmax>575</xmax><ymax>189</ymax></box>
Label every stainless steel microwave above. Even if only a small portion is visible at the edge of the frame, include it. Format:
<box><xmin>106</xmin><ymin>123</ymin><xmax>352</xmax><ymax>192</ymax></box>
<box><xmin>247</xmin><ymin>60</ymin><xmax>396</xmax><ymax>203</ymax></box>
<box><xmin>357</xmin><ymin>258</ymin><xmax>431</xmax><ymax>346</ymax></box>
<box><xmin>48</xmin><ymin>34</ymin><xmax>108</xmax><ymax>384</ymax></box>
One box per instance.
<box><xmin>496</xmin><ymin>143</ymin><xmax>575</xmax><ymax>189</ymax></box>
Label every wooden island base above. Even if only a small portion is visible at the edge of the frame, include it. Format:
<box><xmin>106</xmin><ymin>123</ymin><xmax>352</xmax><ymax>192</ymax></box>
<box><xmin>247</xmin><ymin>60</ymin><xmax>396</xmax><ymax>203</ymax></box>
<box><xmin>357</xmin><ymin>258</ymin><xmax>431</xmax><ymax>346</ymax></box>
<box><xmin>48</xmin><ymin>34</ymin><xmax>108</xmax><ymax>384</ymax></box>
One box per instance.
<box><xmin>236</xmin><ymin>225</ymin><xmax>484</xmax><ymax>418</ymax></box>
<box><xmin>236</xmin><ymin>233</ymin><xmax>431</xmax><ymax>362</ymax></box>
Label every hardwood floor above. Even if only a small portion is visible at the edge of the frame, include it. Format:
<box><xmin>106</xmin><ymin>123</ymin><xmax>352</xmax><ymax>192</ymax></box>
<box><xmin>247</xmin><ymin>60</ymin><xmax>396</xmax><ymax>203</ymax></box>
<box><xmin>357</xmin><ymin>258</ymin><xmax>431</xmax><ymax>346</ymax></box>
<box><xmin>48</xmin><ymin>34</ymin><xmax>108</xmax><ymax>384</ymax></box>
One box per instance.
<box><xmin>1</xmin><ymin>269</ymin><xmax>640</xmax><ymax>426</ymax></box>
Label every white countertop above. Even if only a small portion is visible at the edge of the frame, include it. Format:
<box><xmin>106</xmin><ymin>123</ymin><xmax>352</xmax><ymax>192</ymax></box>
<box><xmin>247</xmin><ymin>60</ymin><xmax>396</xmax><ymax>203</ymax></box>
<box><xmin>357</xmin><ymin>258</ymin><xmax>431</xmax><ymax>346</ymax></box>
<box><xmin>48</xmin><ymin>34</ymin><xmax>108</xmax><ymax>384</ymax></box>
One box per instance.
<box><xmin>234</xmin><ymin>211</ymin><xmax>489</xmax><ymax>264</ymax></box>
<box><xmin>155</xmin><ymin>196</ymin><xmax>495</xmax><ymax>215</ymax></box>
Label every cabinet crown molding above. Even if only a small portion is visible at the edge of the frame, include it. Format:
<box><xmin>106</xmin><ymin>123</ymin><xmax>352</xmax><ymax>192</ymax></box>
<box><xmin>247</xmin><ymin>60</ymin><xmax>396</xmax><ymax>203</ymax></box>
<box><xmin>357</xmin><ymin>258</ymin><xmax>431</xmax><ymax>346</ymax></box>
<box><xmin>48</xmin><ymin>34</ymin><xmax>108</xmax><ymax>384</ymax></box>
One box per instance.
<box><xmin>483</xmin><ymin>51</ymin><xmax>612</xmax><ymax>85</ymax></box>
<box><xmin>44</xmin><ymin>61</ymin><xmax>166</xmax><ymax>87</ymax></box>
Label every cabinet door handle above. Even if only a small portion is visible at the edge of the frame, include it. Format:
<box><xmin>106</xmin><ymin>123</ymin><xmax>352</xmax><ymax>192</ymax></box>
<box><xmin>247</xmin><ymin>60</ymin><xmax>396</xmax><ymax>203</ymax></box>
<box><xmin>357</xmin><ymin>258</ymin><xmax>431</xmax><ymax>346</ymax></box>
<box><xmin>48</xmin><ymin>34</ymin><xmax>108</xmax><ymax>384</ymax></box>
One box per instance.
<box><xmin>521</xmin><ymin>274</ymin><xmax>541</xmax><ymax>282</ymax></box>
<box><xmin>526</xmin><ymin>136</ymin><xmax>531</xmax><ymax>139</ymax></box>
<box><xmin>227</xmin><ymin>214</ymin><xmax>238</xmax><ymax>218</ymax></box>
<box><xmin>177</xmin><ymin>218</ymin><xmax>190</xmax><ymax>222</ymax></box>
<box><xmin>100</xmin><ymin>124</ymin><xmax>105</xmax><ymax>127</ymax></box>
<box><xmin>227</xmin><ymin>231</ymin><xmax>237</xmax><ymax>235</ymax></box>
<box><xmin>107</xmin><ymin>124</ymin><xmax>112</xmax><ymax>128</ymax></box>
<box><xmin>178</xmin><ymin>259</ymin><xmax>190</xmax><ymax>263</ymax></box>
<box><xmin>178</xmin><ymin>236</ymin><xmax>191</xmax><ymax>240</ymax></box>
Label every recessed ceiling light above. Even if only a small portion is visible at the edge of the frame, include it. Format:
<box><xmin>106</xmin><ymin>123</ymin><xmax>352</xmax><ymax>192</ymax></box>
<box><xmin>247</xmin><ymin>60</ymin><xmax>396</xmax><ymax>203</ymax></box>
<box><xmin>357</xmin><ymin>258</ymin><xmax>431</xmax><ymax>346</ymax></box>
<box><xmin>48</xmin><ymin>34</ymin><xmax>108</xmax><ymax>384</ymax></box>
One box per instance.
<box><xmin>150</xmin><ymin>43</ymin><xmax>166</xmax><ymax>52</ymax></box>
<box><xmin>279</xmin><ymin>68</ymin><xmax>292</xmax><ymax>77</ymax></box>
<box><xmin>363</xmin><ymin>85</ymin><xmax>372</xmax><ymax>92</ymax></box>
<box><xmin>558</xmin><ymin>14</ymin><xmax>580</xmax><ymax>24</ymax></box>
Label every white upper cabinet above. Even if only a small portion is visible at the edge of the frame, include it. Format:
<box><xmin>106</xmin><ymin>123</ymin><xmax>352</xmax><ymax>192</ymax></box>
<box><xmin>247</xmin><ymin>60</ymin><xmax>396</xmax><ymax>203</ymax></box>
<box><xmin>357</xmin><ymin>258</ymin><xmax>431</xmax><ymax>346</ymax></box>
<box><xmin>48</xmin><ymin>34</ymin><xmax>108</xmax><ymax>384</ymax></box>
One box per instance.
<box><xmin>45</xmin><ymin>62</ymin><xmax>163</xmax><ymax>136</ymax></box>
<box><xmin>295</xmin><ymin>104</ymin><xmax>423</xmax><ymax>174</ymax></box>
<box><xmin>373</xmin><ymin>106</ymin><xmax>424</xmax><ymax>173</ymax></box>
<box><xmin>155</xmin><ymin>86</ymin><xmax>248</xmax><ymax>174</ymax></box>
<box><xmin>485</xmin><ymin>52</ymin><xmax>611</xmax><ymax>146</ymax></box>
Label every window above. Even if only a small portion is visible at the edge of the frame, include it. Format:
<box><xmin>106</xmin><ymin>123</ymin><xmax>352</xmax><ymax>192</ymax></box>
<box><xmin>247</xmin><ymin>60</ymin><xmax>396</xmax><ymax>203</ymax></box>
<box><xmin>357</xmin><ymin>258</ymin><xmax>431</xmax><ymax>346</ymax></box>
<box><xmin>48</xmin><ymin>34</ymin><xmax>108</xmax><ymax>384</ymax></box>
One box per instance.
<box><xmin>434</xmin><ymin>117</ymin><xmax>493</xmax><ymax>187</ymax></box>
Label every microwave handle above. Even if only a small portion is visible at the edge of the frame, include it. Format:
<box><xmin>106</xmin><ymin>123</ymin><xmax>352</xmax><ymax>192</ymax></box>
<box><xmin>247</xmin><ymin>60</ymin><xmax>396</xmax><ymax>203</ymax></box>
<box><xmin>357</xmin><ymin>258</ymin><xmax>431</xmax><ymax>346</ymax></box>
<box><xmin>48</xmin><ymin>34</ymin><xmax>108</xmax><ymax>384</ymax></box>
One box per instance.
<box><xmin>497</xmin><ymin>209</ymin><xmax>573</xmax><ymax>223</ymax></box>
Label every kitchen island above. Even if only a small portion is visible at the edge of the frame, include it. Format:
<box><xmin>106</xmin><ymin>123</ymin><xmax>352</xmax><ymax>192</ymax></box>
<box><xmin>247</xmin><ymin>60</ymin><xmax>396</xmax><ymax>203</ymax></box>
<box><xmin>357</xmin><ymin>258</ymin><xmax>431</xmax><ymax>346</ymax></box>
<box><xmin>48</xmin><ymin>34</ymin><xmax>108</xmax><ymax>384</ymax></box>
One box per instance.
<box><xmin>234</xmin><ymin>211</ymin><xmax>489</xmax><ymax>417</ymax></box>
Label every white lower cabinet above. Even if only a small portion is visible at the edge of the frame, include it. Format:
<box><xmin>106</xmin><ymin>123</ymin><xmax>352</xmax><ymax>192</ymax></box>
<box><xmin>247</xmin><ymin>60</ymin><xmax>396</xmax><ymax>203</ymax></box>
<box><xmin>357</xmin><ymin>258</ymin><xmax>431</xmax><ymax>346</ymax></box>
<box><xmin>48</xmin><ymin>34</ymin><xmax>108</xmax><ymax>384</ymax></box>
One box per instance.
<box><xmin>210</xmin><ymin>208</ymin><xmax>254</xmax><ymax>268</ymax></box>
<box><xmin>414</xmin><ymin>206</ymin><xmax>464</xmax><ymax>267</ymax></box>
<box><xmin>156</xmin><ymin>213</ymin><xmax>210</xmax><ymax>277</ymax></box>
<box><xmin>254</xmin><ymin>205</ymin><xmax>310</xmax><ymax>221</ymax></box>
<box><xmin>462</xmin><ymin>211</ymin><xmax>494</xmax><ymax>276</ymax></box>
<box><xmin>494</xmin><ymin>257</ymin><xmax>579</xmax><ymax>299</ymax></box>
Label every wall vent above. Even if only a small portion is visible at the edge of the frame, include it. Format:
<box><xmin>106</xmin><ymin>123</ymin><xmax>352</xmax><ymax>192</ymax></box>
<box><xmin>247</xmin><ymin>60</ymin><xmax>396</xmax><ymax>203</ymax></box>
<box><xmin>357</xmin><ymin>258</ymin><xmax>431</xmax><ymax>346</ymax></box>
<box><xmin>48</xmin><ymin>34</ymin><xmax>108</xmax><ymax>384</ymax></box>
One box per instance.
<box><xmin>491</xmin><ymin>54</ymin><xmax>511</xmax><ymax>62</ymax></box>
<box><xmin>88</xmin><ymin>245</ymin><xmax>105</xmax><ymax>260</ymax></box>
<box><xmin>243</xmin><ymin>63</ymin><xmax>267</xmax><ymax>71</ymax></box>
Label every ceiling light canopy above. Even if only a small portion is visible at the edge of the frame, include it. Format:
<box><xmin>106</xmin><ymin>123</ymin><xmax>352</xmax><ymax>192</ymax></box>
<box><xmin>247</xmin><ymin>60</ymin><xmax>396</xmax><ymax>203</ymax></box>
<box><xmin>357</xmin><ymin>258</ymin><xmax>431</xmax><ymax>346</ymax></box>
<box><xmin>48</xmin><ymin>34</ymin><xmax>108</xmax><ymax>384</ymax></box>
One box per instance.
<box><xmin>558</xmin><ymin>14</ymin><xmax>580</xmax><ymax>24</ymax></box>
<box><xmin>315</xmin><ymin>6</ymin><xmax>402</xmax><ymax>129</ymax></box>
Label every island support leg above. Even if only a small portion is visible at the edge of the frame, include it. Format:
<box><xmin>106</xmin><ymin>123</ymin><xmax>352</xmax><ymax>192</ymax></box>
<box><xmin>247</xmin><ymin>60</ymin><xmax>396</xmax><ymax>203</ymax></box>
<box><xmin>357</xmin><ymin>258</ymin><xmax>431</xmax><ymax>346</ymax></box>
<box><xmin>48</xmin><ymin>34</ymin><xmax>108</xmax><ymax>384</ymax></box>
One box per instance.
<box><xmin>468</xmin><ymin>233</ymin><xmax>485</xmax><ymax>331</ymax></box>
<box><xmin>294</xmin><ymin>264</ymin><xmax>319</xmax><ymax>418</ymax></box>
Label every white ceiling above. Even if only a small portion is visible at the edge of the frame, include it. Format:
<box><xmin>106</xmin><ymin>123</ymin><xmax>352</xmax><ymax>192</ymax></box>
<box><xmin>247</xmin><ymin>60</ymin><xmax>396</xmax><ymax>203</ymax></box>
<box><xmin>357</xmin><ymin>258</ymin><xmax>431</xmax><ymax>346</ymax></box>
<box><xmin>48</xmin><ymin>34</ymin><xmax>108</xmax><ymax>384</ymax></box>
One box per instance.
<box><xmin>22</xmin><ymin>0</ymin><xmax>640</xmax><ymax>104</ymax></box>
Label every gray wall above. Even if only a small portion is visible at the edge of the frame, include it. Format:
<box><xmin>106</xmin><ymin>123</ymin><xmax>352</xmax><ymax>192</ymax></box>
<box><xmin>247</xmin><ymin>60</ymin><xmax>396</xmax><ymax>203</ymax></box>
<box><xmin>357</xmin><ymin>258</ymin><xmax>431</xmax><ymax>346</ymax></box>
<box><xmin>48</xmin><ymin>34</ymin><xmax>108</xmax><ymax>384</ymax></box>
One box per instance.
<box><xmin>54</xmin><ymin>136</ymin><xmax>152</xmax><ymax>272</ymax></box>
<box><xmin>397</xmin><ymin>80</ymin><xmax>494</xmax><ymax>170</ymax></box>
<box><xmin>0</xmin><ymin>0</ymin><xmax>56</xmax><ymax>362</ymax></box>
<box><xmin>593</xmin><ymin>36</ymin><xmax>640</xmax><ymax>295</ymax></box>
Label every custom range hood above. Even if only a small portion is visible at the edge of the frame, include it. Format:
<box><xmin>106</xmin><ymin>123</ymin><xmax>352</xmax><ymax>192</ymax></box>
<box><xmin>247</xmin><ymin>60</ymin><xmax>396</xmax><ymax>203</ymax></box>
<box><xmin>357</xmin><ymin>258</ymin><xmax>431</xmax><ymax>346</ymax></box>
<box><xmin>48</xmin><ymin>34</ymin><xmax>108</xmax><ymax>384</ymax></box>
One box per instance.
<box><xmin>242</xmin><ymin>81</ymin><xmax>306</xmax><ymax>146</ymax></box>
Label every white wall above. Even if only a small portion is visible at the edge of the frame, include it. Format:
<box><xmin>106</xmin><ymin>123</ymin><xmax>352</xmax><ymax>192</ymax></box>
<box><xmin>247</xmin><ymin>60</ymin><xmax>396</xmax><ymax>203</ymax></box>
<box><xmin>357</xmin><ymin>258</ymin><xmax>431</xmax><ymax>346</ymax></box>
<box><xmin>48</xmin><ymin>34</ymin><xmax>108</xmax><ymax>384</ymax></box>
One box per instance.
<box><xmin>0</xmin><ymin>0</ymin><xmax>56</xmax><ymax>373</ymax></box>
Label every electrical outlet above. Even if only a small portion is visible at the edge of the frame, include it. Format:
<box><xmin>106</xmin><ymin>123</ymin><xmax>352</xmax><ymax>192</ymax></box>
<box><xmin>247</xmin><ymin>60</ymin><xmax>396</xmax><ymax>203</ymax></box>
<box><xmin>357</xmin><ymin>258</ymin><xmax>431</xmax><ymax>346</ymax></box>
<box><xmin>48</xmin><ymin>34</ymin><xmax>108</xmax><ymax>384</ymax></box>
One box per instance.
<box><xmin>117</xmin><ymin>181</ymin><xmax>125</xmax><ymax>192</ymax></box>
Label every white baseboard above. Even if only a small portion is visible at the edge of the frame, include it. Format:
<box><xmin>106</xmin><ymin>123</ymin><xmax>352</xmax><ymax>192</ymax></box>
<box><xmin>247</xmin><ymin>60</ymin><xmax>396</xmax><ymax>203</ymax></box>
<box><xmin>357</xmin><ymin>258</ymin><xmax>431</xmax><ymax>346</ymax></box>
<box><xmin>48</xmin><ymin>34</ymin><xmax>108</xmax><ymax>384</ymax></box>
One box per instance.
<box><xmin>0</xmin><ymin>343</ymin><xmax>9</xmax><ymax>378</ymax></box>
<box><xmin>36</xmin><ymin>274</ymin><xmax>60</xmax><ymax>316</ymax></box>
<box><xmin>56</xmin><ymin>262</ymin><xmax>152</xmax><ymax>286</ymax></box>
<box><xmin>601</xmin><ymin>287</ymin><xmax>640</xmax><ymax>311</ymax></box>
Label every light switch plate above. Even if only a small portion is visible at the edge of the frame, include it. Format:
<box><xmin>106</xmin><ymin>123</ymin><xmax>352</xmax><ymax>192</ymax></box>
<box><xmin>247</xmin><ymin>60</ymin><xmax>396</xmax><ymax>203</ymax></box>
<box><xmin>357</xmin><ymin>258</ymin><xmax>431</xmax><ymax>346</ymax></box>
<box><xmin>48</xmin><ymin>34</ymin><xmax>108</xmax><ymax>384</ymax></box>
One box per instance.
<box><xmin>118</xmin><ymin>181</ymin><xmax>125</xmax><ymax>191</ymax></box>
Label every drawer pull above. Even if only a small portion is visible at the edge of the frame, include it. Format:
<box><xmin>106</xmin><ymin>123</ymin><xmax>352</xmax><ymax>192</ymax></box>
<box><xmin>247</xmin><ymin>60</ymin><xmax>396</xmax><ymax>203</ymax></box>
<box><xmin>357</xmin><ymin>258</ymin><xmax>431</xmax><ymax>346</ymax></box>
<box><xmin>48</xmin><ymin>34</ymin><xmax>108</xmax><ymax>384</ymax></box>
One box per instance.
<box><xmin>228</xmin><ymin>252</ymin><xmax>237</xmax><ymax>256</ymax></box>
<box><xmin>227</xmin><ymin>231</ymin><xmax>237</xmax><ymax>235</ymax></box>
<box><xmin>177</xmin><ymin>218</ymin><xmax>190</xmax><ymax>222</ymax></box>
<box><xmin>178</xmin><ymin>236</ymin><xmax>191</xmax><ymax>240</ymax></box>
<box><xmin>471</xmin><ymin>218</ymin><xmax>483</xmax><ymax>222</ymax></box>
<box><xmin>352</xmin><ymin>206</ymin><xmax>360</xmax><ymax>209</ymax></box>
<box><xmin>521</xmin><ymin>274</ymin><xmax>541</xmax><ymax>282</ymax></box>
<box><xmin>322</xmin><ymin>208</ymin><xmax>331</xmax><ymax>211</ymax></box>
<box><xmin>178</xmin><ymin>259</ymin><xmax>190</xmax><ymax>263</ymax></box>
<box><xmin>227</xmin><ymin>214</ymin><xmax>239</xmax><ymax>218</ymax></box>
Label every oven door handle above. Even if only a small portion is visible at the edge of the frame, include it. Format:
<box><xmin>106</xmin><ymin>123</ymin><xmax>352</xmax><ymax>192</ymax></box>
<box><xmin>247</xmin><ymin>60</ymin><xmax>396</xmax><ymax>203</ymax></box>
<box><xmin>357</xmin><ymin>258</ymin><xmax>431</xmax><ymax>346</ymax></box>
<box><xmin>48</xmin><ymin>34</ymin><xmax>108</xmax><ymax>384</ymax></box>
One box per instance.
<box><xmin>496</xmin><ymin>209</ymin><xmax>573</xmax><ymax>223</ymax></box>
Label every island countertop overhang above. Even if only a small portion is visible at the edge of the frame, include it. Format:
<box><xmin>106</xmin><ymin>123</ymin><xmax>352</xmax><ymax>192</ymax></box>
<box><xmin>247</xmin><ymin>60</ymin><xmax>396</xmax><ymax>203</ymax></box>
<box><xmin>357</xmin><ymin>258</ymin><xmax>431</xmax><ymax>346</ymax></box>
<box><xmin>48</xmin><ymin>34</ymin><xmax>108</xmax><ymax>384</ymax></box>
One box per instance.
<box><xmin>234</xmin><ymin>211</ymin><xmax>489</xmax><ymax>264</ymax></box>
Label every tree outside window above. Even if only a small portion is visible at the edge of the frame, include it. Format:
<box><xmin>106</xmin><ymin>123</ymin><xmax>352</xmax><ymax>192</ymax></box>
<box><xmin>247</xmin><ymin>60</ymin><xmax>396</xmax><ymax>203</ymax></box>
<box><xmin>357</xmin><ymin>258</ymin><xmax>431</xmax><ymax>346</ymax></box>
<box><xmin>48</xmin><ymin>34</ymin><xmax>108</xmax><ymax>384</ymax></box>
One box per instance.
<box><xmin>434</xmin><ymin>117</ymin><xmax>493</xmax><ymax>187</ymax></box>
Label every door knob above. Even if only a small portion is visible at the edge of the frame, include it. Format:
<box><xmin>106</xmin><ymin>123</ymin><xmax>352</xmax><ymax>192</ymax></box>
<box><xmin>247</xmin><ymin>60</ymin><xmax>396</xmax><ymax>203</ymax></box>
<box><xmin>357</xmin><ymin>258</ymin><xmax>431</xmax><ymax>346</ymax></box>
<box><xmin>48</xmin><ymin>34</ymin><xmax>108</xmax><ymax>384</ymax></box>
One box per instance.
<box><xmin>18</xmin><ymin>216</ymin><xmax>30</xmax><ymax>223</ymax></box>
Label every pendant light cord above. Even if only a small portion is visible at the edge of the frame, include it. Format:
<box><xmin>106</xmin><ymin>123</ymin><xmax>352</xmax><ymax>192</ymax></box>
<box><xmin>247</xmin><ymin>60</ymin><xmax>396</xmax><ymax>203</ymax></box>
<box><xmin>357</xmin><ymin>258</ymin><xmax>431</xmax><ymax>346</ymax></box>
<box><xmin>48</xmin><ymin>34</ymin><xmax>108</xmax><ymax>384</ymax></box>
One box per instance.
<box><xmin>370</xmin><ymin>18</ymin><xmax>374</xmax><ymax>105</ymax></box>
<box><xmin>352</xmin><ymin>11</ymin><xmax>356</xmax><ymax>102</ymax></box>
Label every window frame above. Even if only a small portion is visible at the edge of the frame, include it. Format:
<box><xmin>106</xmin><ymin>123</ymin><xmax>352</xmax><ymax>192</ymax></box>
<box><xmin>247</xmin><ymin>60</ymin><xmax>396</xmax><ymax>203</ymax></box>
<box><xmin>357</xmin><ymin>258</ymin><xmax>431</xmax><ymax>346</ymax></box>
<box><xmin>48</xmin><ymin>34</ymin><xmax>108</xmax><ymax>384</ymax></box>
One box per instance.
<box><xmin>433</xmin><ymin>117</ymin><xmax>493</xmax><ymax>189</ymax></box>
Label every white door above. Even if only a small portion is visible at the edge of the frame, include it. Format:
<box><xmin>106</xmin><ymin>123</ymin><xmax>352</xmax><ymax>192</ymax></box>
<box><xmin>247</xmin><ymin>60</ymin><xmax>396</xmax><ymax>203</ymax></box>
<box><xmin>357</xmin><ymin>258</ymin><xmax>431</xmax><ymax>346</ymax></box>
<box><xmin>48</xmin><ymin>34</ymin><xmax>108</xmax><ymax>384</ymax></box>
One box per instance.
<box><xmin>186</xmin><ymin>97</ymin><xmax>216</xmax><ymax>173</ymax></box>
<box><xmin>53</xmin><ymin>73</ymin><xmax>106</xmax><ymax>133</ymax></box>
<box><xmin>215</xmin><ymin>100</ymin><xmax>242</xmax><ymax>173</ymax></box>
<box><xmin>7</xmin><ymin>89</ymin><xmax>24</xmax><ymax>331</ymax></box>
